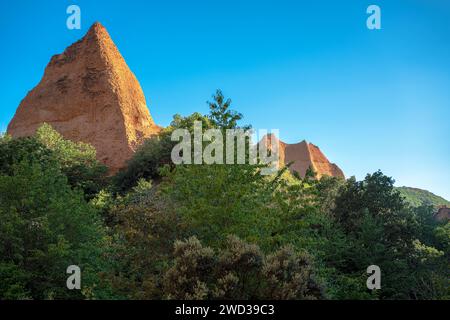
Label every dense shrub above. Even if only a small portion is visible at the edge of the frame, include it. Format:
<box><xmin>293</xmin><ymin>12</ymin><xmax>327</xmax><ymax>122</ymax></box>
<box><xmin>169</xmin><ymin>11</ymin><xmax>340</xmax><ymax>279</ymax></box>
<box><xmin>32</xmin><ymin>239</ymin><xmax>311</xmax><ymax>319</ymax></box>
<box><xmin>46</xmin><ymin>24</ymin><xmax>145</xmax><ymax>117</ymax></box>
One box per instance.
<box><xmin>163</xmin><ymin>236</ymin><xmax>323</xmax><ymax>300</ymax></box>
<box><xmin>1</xmin><ymin>91</ymin><xmax>448</xmax><ymax>300</ymax></box>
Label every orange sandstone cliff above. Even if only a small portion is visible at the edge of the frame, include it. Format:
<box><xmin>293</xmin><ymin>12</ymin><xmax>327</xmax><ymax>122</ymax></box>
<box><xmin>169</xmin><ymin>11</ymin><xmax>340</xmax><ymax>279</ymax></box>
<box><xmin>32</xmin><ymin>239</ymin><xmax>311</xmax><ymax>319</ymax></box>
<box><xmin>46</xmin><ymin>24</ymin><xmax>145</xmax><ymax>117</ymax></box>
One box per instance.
<box><xmin>260</xmin><ymin>134</ymin><xmax>345</xmax><ymax>179</ymax></box>
<box><xmin>7</xmin><ymin>22</ymin><xmax>161</xmax><ymax>172</ymax></box>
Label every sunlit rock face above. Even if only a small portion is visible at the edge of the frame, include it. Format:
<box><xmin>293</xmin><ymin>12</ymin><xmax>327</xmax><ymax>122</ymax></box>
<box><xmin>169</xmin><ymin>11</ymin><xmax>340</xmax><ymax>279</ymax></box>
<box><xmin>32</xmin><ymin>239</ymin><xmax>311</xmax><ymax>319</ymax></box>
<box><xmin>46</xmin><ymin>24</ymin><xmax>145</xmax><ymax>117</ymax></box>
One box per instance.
<box><xmin>259</xmin><ymin>134</ymin><xmax>345</xmax><ymax>179</ymax></box>
<box><xmin>7</xmin><ymin>22</ymin><xmax>161</xmax><ymax>173</ymax></box>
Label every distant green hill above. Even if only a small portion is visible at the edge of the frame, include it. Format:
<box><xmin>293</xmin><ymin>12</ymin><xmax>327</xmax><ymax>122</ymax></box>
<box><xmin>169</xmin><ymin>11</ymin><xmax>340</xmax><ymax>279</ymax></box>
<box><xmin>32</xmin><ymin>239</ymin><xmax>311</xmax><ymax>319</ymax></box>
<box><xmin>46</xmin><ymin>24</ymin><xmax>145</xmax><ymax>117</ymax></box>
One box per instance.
<box><xmin>396</xmin><ymin>187</ymin><xmax>450</xmax><ymax>208</ymax></box>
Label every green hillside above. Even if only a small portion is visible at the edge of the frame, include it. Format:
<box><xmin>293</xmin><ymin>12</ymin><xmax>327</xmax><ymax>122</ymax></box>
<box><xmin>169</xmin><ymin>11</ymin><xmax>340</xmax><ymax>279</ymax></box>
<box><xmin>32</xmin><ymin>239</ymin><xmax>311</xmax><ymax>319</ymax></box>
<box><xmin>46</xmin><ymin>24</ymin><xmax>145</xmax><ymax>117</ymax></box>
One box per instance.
<box><xmin>397</xmin><ymin>187</ymin><xmax>450</xmax><ymax>208</ymax></box>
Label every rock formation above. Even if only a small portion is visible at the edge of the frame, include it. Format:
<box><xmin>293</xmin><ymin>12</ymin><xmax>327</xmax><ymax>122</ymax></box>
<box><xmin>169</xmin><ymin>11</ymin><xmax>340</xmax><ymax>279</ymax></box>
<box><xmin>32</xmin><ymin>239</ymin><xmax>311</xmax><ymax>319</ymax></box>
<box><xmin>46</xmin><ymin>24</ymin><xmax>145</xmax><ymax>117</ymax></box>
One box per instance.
<box><xmin>7</xmin><ymin>22</ymin><xmax>161</xmax><ymax>172</ymax></box>
<box><xmin>260</xmin><ymin>134</ymin><xmax>345</xmax><ymax>179</ymax></box>
<box><xmin>435</xmin><ymin>206</ymin><xmax>450</xmax><ymax>222</ymax></box>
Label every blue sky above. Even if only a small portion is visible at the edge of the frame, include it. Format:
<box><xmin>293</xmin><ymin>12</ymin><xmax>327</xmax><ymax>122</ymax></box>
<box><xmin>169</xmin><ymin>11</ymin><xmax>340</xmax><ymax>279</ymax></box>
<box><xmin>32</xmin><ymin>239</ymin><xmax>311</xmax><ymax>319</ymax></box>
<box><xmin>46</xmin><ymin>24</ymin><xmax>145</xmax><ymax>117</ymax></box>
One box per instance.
<box><xmin>1</xmin><ymin>0</ymin><xmax>449</xmax><ymax>199</ymax></box>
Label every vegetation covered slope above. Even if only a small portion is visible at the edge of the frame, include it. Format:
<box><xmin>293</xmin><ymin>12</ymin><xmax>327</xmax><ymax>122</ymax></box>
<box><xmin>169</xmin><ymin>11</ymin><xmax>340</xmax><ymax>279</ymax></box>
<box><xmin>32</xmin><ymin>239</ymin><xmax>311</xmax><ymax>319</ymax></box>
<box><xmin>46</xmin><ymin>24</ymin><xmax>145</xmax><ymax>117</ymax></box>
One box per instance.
<box><xmin>397</xmin><ymin>187</ymin><xmax>450</xmax><ymax>208</ymax></box>
<box><xmin>1</xmin><ymin>90</ymin><xmax>449</xmax><ymax>300</ymax></box>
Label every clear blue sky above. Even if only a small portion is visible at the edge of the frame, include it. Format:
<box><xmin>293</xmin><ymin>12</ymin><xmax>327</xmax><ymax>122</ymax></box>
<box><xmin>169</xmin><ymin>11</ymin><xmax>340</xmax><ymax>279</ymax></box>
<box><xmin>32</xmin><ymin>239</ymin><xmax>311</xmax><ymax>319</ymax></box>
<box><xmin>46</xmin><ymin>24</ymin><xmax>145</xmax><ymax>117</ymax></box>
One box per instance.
<box><xmin>1</xmin><ymin>0</ymin><xmax>449</xmax><ymax>200</ymax></box>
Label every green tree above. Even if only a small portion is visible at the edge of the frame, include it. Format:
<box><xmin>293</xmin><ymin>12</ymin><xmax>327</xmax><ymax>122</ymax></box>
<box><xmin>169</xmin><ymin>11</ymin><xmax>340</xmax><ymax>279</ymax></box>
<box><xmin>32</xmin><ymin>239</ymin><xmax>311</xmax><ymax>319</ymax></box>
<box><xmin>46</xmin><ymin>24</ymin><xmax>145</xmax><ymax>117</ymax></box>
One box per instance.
<box><xmin>0</xmin><ymin>159</ymin><xmax>113</xmax><ymax>299</ymax></box>
<box><xmin>35</xmin><ymin>124</ymin><xmax>108</xmax><ymax>200</ymax></box>
<box><xmin>208</xmin><ymin>89</ymin><xmax>245</xmax><ymax>130</ymax></box>
<box><xmin>315</xmin><ymin>171</ymin><xmax>448</xmax><ymax>299</ymax></box>
<box><xmin>97</xmin><ymin>179</ymin><xmax>185</xmax><ymax>299</ymax></box>
<box><xmin>113</xmin><ymin>112</ymin><xmax>213</xmax><ymax>192</ymax></box>
<box><xmin>0</xmin><ymin>134</ymin><xmax>55</xmax><ymax>176</ymax></box>
<box><xmin>113</xmin><ymin>90</ymin><xmax>249</xmax><ymax>193</ymax></box>
<box><xmin>162</xmin><ymin>163</ymin><xmax>279</xmax><ymax>247</ymax></box>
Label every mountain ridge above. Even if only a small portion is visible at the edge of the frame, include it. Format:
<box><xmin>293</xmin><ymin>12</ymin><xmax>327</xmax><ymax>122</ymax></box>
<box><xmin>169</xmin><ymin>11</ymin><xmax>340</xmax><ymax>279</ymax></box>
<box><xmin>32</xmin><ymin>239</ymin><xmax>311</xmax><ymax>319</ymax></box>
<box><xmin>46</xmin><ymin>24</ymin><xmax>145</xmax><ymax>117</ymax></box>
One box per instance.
<box><xmin>397</xmin><ymin>186</ymin><xmax>450</xmax><ymax>208</ymax></box>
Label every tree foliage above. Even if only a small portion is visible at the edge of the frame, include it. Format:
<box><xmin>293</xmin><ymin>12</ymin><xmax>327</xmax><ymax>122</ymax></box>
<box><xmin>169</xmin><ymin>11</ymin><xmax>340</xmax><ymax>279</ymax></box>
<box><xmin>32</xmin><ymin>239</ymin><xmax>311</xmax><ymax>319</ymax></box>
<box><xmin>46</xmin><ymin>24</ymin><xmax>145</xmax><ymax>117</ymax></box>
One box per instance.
<box><xmin>0</xmin><ymin>157</ymin><xmax>111</xmax><ymax>299</ymax></box>
<box><xmin>1</xmin><ymin>91</ymin><xmax>448</xmax><ymax>300</ymax></box>
<box><xmin>35</xmin><ymin>124</ymin><xmax>108</xmax><ymax>200</ymax></box>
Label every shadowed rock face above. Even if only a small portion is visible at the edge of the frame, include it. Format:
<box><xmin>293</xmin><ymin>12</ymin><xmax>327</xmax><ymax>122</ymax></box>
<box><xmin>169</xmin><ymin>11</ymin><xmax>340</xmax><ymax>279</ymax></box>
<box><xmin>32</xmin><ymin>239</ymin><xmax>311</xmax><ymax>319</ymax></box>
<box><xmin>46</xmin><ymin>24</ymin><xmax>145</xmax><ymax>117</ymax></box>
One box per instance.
<box><xmin>7</xmin><ymin>22</ymin><xmax>161</xmax><ymax>173</ymax></box>
<box><xmin>435</xmin><ymin>206</ymin><xmax>450</xmax><ymax>222</ymax></box>
<box><xmin>260</xmin><ymin>134</ymin><xmax>345</xmax><ymax>179</ymax></box>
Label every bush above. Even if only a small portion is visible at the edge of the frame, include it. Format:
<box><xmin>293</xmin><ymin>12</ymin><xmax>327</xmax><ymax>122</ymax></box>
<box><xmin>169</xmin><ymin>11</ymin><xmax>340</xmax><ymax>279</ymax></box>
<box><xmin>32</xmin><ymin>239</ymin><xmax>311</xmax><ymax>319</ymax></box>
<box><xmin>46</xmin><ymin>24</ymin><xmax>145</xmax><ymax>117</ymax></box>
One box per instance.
<box><xmin>163</xmin><ymin>236</ymin><xmax>323</xmax><ymax>300</ymax></box>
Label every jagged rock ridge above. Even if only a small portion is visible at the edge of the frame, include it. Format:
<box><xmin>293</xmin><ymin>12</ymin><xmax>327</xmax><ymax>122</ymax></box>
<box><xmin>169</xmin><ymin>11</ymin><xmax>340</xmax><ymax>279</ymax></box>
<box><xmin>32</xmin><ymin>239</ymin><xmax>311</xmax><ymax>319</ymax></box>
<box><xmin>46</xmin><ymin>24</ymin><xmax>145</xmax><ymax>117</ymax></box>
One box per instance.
<box><xmin>7</xmin><ymin>22</ymin><xmax>161</xmax><ymax>172</ymax></box>
<box><xmin>260</xmin><ymin>134</ymin><xmax>345</xmax><ymax>179</ymax></box>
